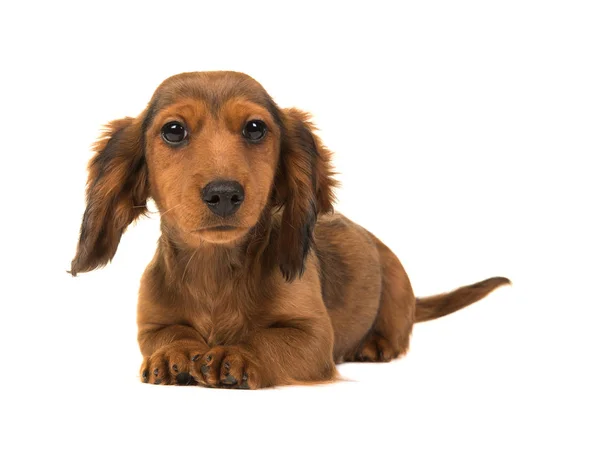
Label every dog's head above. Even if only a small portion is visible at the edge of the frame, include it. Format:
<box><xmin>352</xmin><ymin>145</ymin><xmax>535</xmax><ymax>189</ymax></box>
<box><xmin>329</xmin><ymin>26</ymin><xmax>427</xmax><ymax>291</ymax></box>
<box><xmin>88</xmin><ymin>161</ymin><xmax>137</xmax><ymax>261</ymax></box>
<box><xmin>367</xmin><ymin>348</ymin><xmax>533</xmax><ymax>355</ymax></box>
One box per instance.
<box><xmin>70</xmin><ymin>71</ymin><xmax>336</xmax><ymax>281</ymax></box>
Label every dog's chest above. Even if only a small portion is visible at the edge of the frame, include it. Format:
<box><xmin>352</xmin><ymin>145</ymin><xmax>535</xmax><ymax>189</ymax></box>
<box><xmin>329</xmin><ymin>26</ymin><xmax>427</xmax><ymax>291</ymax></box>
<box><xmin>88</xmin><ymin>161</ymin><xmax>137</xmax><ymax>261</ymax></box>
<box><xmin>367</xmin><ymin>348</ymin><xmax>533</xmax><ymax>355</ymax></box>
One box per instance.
<box><xmin>190</xmin><ymin>296</ymin><xmax>250</xmax><ymax>346</ymax></box>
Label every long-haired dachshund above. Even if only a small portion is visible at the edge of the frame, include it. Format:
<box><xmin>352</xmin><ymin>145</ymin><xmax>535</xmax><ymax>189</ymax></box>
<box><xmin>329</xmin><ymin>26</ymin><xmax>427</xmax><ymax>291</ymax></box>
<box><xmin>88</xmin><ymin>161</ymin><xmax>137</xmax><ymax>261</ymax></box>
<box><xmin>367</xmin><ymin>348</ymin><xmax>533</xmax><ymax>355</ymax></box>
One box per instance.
<box><xmin>70</xmin><ymin>71</ymin><xmax>509</xmax><ymax>389</ymax></box>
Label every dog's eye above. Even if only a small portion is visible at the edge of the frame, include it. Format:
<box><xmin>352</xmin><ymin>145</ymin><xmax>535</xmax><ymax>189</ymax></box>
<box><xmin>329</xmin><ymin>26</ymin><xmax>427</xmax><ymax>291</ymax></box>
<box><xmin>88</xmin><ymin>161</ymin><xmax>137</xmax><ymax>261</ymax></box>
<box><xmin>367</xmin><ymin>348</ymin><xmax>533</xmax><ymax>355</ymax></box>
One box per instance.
<box><xmin>161</xmin><ymin>121</ymin><xmax>188</xmax><ymax>145</ymax></box>
<box><xmin>242</xmin><ymin>120</ymin><xmax>267</xmax><ymax>142</ymax></box>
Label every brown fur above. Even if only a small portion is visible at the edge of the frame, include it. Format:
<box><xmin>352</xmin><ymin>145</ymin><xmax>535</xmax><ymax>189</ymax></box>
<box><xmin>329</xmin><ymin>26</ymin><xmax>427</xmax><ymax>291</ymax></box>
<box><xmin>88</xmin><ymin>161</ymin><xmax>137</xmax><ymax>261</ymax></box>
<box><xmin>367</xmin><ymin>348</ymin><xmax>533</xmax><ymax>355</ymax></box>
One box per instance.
<box><xmin>71</xmin><ymin>71</ymin><xmax>510</xmax><ymax>389</ymax></box>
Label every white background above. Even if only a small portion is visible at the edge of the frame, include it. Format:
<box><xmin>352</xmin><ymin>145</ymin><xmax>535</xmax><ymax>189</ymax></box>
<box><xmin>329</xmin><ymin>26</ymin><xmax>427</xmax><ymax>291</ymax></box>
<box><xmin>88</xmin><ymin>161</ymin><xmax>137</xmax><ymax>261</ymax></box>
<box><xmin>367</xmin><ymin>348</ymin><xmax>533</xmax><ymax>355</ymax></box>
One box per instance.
<box><xmin>1</xmin><ymin>1</ymin><xmax>598</xmax><ymax>449</ymax></box>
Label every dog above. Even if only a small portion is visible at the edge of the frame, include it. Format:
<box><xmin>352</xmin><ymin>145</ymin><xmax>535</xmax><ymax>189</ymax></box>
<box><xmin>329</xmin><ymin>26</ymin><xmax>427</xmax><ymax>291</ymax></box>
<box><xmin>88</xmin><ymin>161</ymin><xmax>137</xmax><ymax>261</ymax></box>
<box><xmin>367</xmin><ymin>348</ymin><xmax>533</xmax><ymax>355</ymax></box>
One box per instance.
<box><xmin>70</xmin><ymin>71</ymin><xmax>509</xmax><ymax>389</ymax></box>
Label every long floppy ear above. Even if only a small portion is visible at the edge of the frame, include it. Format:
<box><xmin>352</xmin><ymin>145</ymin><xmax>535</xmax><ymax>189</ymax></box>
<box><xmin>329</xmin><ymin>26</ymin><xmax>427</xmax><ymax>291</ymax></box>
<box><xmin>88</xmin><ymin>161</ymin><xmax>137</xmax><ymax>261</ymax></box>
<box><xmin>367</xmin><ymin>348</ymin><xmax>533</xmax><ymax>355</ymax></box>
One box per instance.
<box><xmin>275</xmin><ymin>108</ymin><xmax>338</xmax><ymax>281</ymax></box>
<box><xmin>70</xmin><ymin>117</ymin><xmax>149</xmax><ymax>276</ymax></box>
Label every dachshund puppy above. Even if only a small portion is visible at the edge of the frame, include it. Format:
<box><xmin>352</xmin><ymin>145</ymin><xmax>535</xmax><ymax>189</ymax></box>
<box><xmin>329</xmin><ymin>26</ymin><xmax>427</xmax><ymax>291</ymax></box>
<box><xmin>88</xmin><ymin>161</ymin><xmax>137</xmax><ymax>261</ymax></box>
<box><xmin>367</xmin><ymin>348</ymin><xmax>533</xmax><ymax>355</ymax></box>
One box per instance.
<box><xmin>71</xmin><ymin>71</ymin><xmax>509</xmax><ymax>389</ymax></box>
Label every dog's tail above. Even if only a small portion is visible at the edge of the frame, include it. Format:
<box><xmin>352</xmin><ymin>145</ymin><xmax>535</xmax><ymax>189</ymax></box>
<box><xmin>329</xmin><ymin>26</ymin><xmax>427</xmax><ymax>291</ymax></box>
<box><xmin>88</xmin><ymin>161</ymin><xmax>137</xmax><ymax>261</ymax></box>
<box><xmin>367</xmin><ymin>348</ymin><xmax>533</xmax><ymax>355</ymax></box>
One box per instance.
<box><xmin>415</xmin><ymin>277</ymin><xmax>511</xmax><ymax>323</ymax></box>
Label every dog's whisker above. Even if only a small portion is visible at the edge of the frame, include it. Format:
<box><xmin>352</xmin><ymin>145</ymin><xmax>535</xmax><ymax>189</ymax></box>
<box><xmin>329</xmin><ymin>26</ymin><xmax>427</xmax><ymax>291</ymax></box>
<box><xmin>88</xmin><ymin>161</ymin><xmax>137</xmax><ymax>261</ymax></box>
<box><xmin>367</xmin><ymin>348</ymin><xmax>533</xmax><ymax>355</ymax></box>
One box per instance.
<box><xmin>284</xmin><ymin>219</ymin><xmax>296</xmax><ymax>231</ymax></box>
<box><xmin>181</xmin><ymin>247</ymin><xmax>199</xmax><ymax>282</ymax></box>
<box><xmin>133</xmin><ymin>205</ymin><xmax>161</xmax><ymax>215</ymax></box>
<box><xmin>160</xmin><ymin>204</ymin><xmax>181</xmax><ymax>218</ymax></box>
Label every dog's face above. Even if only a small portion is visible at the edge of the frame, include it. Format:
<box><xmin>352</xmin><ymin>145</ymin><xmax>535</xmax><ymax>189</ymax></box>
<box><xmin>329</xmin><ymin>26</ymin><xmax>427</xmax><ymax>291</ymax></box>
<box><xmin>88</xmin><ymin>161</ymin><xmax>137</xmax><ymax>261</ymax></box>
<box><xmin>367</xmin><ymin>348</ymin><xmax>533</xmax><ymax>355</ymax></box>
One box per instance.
<box><xmin>144</xmin><ymin>73</ymin><xmax>283</xmax><ymax>246</ymax></box>
<box><xmin>70</xmin><ymin>71</ymin><xmax>336</xmax><ymax>280</ymax></box>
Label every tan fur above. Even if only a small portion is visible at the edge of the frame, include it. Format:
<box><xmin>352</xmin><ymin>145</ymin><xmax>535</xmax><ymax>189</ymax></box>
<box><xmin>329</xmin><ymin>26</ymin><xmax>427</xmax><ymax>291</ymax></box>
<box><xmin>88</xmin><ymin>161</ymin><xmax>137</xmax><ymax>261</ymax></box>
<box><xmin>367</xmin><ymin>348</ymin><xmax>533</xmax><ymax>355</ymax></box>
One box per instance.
<box><xmin>71</xmin><ymin>71</ymin><xmax>510</xmax><ymax>389</ymax></box>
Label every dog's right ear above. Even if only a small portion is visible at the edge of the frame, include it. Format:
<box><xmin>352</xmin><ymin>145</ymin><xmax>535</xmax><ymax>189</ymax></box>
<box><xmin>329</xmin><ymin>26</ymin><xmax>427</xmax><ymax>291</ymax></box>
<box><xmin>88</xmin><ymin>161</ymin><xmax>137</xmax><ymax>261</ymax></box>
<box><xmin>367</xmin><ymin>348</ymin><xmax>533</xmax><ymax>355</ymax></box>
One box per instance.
<box><xmin>70</xmin><ymin>116</ymin><xmax>149</xmax><ymax>276</ymax></box>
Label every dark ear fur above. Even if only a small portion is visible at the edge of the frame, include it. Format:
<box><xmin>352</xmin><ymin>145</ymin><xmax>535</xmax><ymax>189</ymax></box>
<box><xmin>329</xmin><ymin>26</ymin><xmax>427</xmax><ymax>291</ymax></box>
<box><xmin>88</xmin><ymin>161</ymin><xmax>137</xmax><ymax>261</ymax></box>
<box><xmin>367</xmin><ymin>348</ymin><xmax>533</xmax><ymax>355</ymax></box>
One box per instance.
<box><xmin>70</xmin><ymin>117</ymin><xmax>149</xmax><ymax>276</ymax></box>
<box><xmin>275</xmin><ymin>108</ymin><xmax>337</xmax><ymax>281</ymax></box>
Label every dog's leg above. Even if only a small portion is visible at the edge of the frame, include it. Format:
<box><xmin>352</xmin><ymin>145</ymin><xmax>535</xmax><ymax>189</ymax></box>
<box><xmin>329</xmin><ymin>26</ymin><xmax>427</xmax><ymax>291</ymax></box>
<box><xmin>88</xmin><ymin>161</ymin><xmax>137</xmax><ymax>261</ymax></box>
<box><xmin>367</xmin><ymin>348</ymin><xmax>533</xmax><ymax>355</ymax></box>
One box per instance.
<box><xmin>139</xmin><ymin>324</ymin><xmax>209</xmax><ymax>385</ymax></box>
<box><xmin>349</xmin><ymin>238</ymin><xmax>416</xmax><ymax>362</ymax></box>
<box><xmin>191</xmin><ymin>320</ymin><xmax>336</xmax><ymax>389</ymax></box>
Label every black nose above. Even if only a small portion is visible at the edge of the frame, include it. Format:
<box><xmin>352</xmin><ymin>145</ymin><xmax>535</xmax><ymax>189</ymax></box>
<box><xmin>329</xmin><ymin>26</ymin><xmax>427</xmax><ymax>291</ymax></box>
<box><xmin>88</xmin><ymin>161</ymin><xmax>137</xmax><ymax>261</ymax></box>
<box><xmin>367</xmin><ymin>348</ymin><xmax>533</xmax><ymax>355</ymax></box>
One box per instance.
<box><xmin>201</xmin><ymin>180</ymin><xmax>245</xmax><ymax>217</ymax></box>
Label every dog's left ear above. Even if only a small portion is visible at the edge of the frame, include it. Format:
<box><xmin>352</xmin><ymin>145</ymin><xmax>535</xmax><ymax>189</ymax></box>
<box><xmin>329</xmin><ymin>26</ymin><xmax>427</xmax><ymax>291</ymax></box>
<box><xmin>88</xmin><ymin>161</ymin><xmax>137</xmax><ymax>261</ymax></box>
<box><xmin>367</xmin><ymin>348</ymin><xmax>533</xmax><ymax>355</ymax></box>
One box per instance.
<box><xmin>70</xmin><ymin>116</ymin><xmax>149</xmax><ymax>276</ymax></box>
<box><xmin>275</xmin><ymin>108</ymin><xmax>337</xmax><ymax>281</ymax></box>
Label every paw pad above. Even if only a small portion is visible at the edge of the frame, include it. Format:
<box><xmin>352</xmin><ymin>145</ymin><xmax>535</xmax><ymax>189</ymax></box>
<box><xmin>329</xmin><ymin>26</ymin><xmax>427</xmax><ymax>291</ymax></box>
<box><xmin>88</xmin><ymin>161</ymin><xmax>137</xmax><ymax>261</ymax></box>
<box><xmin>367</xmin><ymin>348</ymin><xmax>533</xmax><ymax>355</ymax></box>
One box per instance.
<box><xmin>176</xmin><ymin>372</ymin><xmax>193</xmax><ymax>386</ymax></box>
<box><xmin>222</xmin><ymin>374</ymin><xmax>237</xmax><ymax>385</ymax></box>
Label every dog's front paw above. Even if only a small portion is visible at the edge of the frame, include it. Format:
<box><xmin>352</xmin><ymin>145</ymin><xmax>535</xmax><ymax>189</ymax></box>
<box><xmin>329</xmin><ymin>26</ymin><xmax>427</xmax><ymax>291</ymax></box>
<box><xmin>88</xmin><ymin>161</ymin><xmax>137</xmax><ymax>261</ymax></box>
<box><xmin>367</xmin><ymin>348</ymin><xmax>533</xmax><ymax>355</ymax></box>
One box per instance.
<box><xmin>141</xmin><ymin>340</ymin><xmax>208</xmax><ymax>386</ymax></box>
<box><xmin>191</xmin><ymin>345</ymin><xmax>262</xmax><ymax>389</ymax></box>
